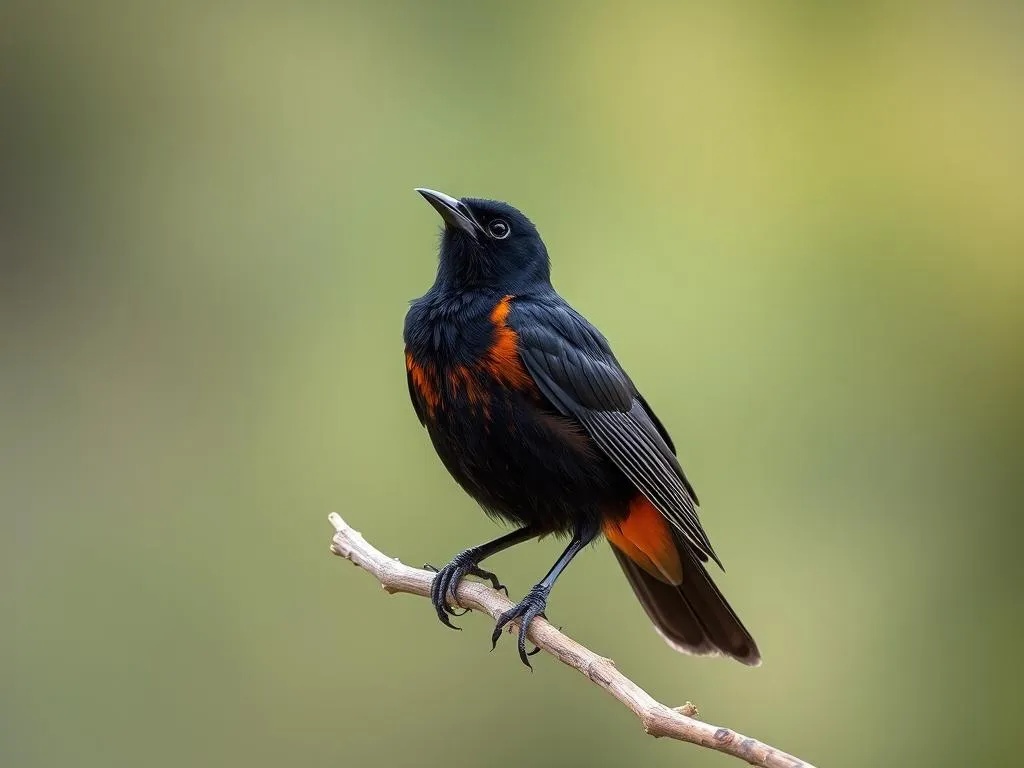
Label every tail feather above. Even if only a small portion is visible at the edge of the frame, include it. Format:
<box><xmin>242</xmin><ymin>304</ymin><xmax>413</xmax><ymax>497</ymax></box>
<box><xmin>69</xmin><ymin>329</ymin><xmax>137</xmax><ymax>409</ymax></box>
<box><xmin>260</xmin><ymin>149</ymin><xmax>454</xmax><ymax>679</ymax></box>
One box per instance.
<box><xmin>612</xmin><ymin>540</ymin><xmax>761</xmax><ymax>666</ymax></box>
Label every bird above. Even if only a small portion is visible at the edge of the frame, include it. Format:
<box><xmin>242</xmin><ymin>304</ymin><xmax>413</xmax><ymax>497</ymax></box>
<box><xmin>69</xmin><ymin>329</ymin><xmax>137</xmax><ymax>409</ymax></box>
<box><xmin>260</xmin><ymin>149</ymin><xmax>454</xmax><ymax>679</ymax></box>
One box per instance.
<box><xmin>404</xmin><ymin>188</ymin><xmax>760</xmax><ymax>668</ymax></box>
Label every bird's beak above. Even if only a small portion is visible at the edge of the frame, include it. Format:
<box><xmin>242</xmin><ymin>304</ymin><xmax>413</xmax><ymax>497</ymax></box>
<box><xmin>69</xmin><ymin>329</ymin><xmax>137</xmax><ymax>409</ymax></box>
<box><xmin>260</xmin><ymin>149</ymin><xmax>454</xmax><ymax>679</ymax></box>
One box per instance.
<box><xmin>416</xmin><ymin>188</ymin><xmax>482</xmax><ymax>240</ymax></box>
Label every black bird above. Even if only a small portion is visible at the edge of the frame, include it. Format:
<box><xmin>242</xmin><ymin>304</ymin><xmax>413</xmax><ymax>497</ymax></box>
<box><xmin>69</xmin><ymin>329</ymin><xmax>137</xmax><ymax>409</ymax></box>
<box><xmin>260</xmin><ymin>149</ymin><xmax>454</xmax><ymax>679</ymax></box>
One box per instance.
<box><xmin>404</xmin><ymin>188</ymin><xmax>760</xmax><ymax>667</ymax></box>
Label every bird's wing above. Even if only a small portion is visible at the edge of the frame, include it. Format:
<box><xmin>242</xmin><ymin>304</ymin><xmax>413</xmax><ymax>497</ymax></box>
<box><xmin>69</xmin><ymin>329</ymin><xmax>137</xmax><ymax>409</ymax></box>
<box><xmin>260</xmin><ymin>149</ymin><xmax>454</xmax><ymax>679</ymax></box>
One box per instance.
<box><xmin>510</xmin><ymin>298</ymin><xmax>719</xmax><ymax>567</ymax></box>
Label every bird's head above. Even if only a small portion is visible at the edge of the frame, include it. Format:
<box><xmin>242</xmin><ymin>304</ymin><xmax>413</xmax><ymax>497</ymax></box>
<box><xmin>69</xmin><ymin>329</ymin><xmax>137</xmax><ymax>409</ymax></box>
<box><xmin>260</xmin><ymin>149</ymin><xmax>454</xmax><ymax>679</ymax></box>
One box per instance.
<box><xmin>416</xmin><ymin>188</ymin><xmax>551</xmax><ymax>291</ymax></box>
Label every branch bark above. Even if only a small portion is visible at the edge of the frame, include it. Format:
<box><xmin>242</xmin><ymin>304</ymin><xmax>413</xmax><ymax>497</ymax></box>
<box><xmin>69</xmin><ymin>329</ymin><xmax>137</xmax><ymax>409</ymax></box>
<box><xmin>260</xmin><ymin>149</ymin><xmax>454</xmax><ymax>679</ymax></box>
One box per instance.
<box><xmin>328</xmin><ymin>513</ymin><xmax>815</xmax><ymax>768</ymax></box>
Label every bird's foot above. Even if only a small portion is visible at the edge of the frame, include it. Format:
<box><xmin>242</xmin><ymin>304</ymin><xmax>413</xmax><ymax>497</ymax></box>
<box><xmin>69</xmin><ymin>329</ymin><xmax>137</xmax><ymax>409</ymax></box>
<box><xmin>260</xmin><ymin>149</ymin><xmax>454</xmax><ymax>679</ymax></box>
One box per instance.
<box><xmin>491</xmin><ymin>583</ymin><xmax>551</xmax><ymax>668</ymax></box>
<box><xmin>424</xmin><ymin>552</ymin><xmax>508</xmax><ymax>630</ymax></box>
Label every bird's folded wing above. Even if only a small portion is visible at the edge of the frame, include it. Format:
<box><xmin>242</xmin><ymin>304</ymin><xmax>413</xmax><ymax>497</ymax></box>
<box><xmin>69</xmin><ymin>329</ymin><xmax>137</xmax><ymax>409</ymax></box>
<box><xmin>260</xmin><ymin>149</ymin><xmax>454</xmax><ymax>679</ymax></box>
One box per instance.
<box><xmin>511</xmin><ymin>299</ymin><xmax>720</xmax><ymax>567</ymax></box>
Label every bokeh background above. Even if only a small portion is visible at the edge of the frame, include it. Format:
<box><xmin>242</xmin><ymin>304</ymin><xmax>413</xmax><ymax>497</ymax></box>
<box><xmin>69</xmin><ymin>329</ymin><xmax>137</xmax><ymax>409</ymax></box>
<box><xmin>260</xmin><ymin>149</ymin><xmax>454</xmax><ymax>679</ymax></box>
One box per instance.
<box><xmin>3</xmin><ymin>3</ymin><xmax>1022</xmax><ymax>767</ymax></box>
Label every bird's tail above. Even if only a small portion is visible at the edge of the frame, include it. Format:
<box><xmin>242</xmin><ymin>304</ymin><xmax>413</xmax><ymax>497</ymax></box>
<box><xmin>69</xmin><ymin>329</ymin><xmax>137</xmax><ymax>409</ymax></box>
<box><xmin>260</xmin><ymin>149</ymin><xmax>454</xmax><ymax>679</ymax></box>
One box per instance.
<box><xmin>605</xmin><ymin>497</ymin><xmax>760</xmax><ymax>665</ymax></box>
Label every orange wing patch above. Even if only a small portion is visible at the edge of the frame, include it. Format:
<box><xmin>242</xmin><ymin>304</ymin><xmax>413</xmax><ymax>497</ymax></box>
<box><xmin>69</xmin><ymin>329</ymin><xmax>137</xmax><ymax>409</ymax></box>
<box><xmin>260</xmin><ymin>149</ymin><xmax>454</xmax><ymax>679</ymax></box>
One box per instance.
<box><xmin>604</xmin><ymin>495</ymin><xmax>683</xmax><ymax>585</ymax></box>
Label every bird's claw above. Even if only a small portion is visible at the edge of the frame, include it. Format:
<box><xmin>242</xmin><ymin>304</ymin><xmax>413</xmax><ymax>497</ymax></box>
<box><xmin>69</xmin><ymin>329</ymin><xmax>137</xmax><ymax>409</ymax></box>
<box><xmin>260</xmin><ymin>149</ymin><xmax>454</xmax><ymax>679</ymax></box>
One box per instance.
<box><xmin>470</xmin><ymin>567</ymin><xmax>509</xmax><ymax>595</ymax></box>
<box><xmin>426</xmin><ymin>553</ymin><xmax>507</xmax><ymax>630</ymax></box>
<box><xmin>491</xmin><ymin>584</ymin><xmax>551</xmax><ymax>668</ymax></box>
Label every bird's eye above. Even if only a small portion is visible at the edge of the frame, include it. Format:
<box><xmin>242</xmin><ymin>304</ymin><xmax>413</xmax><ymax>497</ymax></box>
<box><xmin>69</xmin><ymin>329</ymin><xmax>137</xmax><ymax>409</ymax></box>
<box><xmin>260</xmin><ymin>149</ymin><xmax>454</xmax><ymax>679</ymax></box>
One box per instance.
<box><xmin>488</xmin><ymin>219</ymin><xmax>510</xmax><ymax>239</ymax></box>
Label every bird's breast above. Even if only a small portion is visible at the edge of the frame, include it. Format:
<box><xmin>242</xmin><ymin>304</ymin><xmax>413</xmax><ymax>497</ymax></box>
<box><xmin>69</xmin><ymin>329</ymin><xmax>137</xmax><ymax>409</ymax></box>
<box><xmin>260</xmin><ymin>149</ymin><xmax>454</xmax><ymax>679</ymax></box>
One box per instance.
<box><xmin>404</xmin><ymin>294</ymin><xmax>629</xmax><ymax>532</ymax></box>
<box><xmin>405</xmin><ymin>294</ymin><xmax>535</xmax><ymax>421</ymax></box>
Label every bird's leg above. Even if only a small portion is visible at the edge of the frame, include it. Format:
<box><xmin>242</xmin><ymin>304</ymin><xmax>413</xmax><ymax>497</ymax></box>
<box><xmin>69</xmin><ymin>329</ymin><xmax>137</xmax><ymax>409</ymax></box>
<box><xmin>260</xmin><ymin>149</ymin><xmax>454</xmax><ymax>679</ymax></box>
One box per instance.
<box><xmin>426</xmin><ymin>526</ymin><xmax>537</xmax><ymax>630</ymax></box>
<box><xmin>491</xmin><ymin>519</ymin><xmax>600</xmax><ymax>668</ymax></box>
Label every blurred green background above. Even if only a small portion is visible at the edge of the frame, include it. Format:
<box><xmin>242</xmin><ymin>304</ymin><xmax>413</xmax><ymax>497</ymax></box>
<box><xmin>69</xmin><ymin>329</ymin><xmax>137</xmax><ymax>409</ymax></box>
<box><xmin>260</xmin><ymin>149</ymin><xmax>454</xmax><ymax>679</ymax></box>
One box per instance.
<box><xmin>3</xmin><ymin>2</ymin><xmax>1022</xmax><ymax>767</ymax></box>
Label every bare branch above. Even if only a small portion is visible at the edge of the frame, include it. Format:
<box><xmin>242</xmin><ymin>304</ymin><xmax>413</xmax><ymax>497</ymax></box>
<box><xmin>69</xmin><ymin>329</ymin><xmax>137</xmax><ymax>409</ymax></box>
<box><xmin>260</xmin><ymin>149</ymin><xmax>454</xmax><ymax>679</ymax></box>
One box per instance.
<box><xmin>328</xmin><ymin>513</ymin><xmax>815</xmax><ymax>768</ymax></box>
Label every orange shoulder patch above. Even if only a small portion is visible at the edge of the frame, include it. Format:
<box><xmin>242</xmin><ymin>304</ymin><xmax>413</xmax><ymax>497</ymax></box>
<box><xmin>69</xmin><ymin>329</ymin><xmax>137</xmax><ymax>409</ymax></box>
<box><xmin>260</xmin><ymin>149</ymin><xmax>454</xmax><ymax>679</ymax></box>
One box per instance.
<box><xmin>484</xmin><ymin>295</ymin><xmax>534</xmax><ymax>392</ymax></box>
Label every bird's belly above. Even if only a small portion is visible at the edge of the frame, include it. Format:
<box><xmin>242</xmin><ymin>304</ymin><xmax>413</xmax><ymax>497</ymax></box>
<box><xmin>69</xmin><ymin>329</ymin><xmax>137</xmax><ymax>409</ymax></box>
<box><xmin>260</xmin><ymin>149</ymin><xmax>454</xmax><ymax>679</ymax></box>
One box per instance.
<box><xmin>425</xmin><ymin>394</ymin><xmax>629</xmax><ymax>533</ymax></box>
